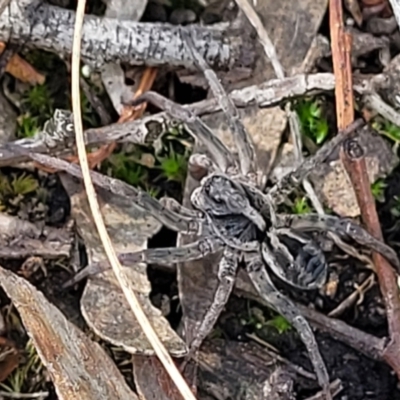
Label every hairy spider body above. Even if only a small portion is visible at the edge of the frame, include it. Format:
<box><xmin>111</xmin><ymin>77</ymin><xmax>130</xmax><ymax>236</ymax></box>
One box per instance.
<box><xmin>63</xmin><ymin>33</ymin><xmax>399</xmax><ymax>400</ymax></box>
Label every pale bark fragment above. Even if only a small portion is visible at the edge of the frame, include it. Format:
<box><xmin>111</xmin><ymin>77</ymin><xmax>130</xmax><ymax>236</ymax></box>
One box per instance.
<box><xmin>0</xmin><ymin>0</ymin><xmax>254</xmax><ymax>70</ymax></box>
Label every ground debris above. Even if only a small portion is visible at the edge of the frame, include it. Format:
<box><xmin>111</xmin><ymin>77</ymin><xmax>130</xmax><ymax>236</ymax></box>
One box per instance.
<box><xmin>197</xmin><ymin>340</ymin><xmax>297</xmax><ymax>400</ymax></box>
<box><xmin>310</xmin><ymin>124</ymin><xmax>397</xmax><ymax>217</ymax></box>
<box><xmin>133</xmin><ymin>339</ymin><xmax>305</xmax><ymax>400</ymax></box>
<box><xmin>60</xmin><ymin>174</ymin><xmax>187</xmax><ymax>356</ymax></box>
<box><xmin>0</xmin><ymin>212</ymin><xmax>74</xmax><ymax>259</ymax></box>
<box><xmin>0</xmin><ymin>266</ymin><xmax>138</xmax><ymax>400</ymax></box>
<box><xmin>271</xmin><ymin>123</ymin><xmax>398</xmax><ymax>217</ymax></box>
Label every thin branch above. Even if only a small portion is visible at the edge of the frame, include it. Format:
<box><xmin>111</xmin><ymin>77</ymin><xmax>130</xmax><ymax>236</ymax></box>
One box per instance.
<box><xmin>233</xmin><ymin>0</ymin><xmax>324</xmax><ymax>213</ymax></box>
<box><xmin>3</xmin><ymin>69</ymin><xmax>400</xmax><ymax>168</ymax></box>
<box><xmin>342</xmin><ymin>138</ymin><xmax>400</xmax><ymax>375</ymax></box>
<box><xmin>0</xmin><ymin>390</ymin><xmax>49</xmax><ymax>399</ymax></box>
<box><xmin>70</xmin><ymin>1</ymin><xmax>195</xmax><ymax>399</ymax></box>
<box><xmin>363</xmin><ymin>92</ymin><xmax>400</xmax><ymax>126</ymax></box>
<box><xmin>304</xmin><ymin>380</ymin><xmax>343</xmax><ymax>400</ymax></box>
<box><xmin>0</xmin><ymin>72</ymin><xmax>335</xmax><ymax>166</ymax></box>
<box><xmin>387</xmin><ymin>0</ymin><xmax>400</xmax><ymax>30</ymax></box>
<box><xmin>330</xmin><ymin>0</ymin><xmax>400</xmax><ymax>379</ymax></box>
<box><xmin>0</xmin><ymin>0</ymin><xmax>253</xmax><ymax>70</ymax></box>
<box><xmin>235</xmin><ymin>282</ymin><xmax>387</xmax><ymax>362</ymax></box>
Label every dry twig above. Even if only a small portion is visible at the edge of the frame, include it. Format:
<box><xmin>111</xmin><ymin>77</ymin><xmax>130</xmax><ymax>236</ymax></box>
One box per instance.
<box><xmin>70</xmin><ymin>0</ymin><xmax>195</xmax><ymax>399</ymax></box>
<box><xmin>388</xmin><ymin>0</ymin><xmax>400</xmax><ymax>27</ymax></box>
<box><xmin>0</xmin><ymin>0</ymin><xmax>252</xmax><ymax>71</ymax></box>
<box><xmin>234</xmin><ymin>0</ymin><xmax>324</xmax><ymax>213</ymax></box>
<box><xmin>5</xmin><ymin>69</ymin><xmax>400</xmax><ymax>168</ymax></box>
<box><xmin>330</xmin><ymin>0</ymin><xmax>400</xmax><ymax>378</ymax></box>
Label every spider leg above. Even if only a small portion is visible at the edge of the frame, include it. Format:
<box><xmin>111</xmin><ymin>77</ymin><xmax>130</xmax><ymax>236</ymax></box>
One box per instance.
<box><xmin>188</xmin><ymin>153</ymin><xmax>219</xmax><ymax>181</ymax></box>
<box><xmin>126</xmin><ymin>91</ymin><xmax>236</xmax><ymax>173</ymax></box>
<box><xmin>244</xmin><ymin>251</ymin><xmax>332</xmax><ymax>400</ymax></box>
<box><xmin>36</xmin><ymin>156</ymin><xmax>204</xmax><ymax>235</ymax></box>
<box><xmin>118</xmin><ymin>237</ymin><xmax>224</xmax><ymax>265</ymax></box>
<box><xmin>267</xmin><ymin>122</ymin><xmax>362</xmax><ymax>204</ymax></box>
<box><xmin>159</xmin><ymin>196</ymin><xmax>204</xmax><ymax>219</ymax></box>
<box><xmin>276</xmin><ymin>214</ymin><xmax>400</xmax><ymax>271</ymax></box>
<box><xmin>63</xmin><ymin>237</ymin><xmax>224</xmax><ymax>288</ymax></box>
<box><xmin>182</xmin><ymin>30</ymin><xmax>259</xmax><ymax>181</ymax></box>
<box><xmin>185</xmin><ymin>247</ymin><xmax>239</xmax><ymax>359</ymax></box>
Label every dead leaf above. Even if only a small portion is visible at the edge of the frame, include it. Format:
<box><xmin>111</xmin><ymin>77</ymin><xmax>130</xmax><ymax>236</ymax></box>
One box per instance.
<box><xmin>133</xmin><ymin>356</ymin><xmax>184</xmax><ymax>400</ymax></box>
<box><xmin>0</xmin><ymin>42</ymin><xmax>45</xmax><ymax>85</ymax></box>
<box><xmin>100</xmin><ymin>63</ymin><xmax>134</xmax><ymax>115</ymax></box>
<box><xmin>0</xmin><ymin>337</ymin><xmax>19</xmax><ymax>383</ymax></box>
<box><xmin>140</xmin><ymin>153</ymin><xmax>156</xmax><ymax>168</ymax></box>
<box><xmin>202</xmin><ymin>105</ymin><xmax>287</xmax><ymax>178</ymax></box>
<box><xmin>60</xmin><ymin>174</ymin><xmax>187</xmax><ymax>356</ymax></box>
<box><xmin>104</xmin><ymin>0</ymin><xmax>148</xmax><ymax>21</ymax></box>
<box><xmin>0</xmin><ymin>266</ymin><xmax>138</xmax><ymax>400</ymax></box>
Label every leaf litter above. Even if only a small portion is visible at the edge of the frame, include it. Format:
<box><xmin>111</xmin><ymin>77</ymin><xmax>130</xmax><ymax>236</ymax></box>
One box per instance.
<box><xmin>0</xmin><ymin>0</ymin><xmax>400</xmax><ymax>399</ymax></box>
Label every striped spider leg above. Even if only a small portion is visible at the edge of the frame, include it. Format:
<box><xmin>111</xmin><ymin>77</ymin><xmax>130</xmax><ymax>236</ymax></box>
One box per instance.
<box><xmin>244</xmin><ymin>250</ymin><xmax>332</xmax><ymax>400</ymax></box>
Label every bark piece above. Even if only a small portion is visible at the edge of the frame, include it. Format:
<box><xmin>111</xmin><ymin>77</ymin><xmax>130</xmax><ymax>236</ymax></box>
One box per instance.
<box><xmin>60</xmin><ymin>174</ymin><xmax>187</xmax><ymax>356</ymax></box>
<box><xmin>0</xmin><ymin>266</ymin><xmax>138</xmax><ymax>400</ymax></box>
<box><xmin>133</xmin><ymin>340</ymin><xmax>299</xmax><ymax>400</ymax></box>
<box><xmin>133</xmin><ymin>356</ymin><xmax>186</xmax><ymax>400</ymax></box>
<box><xmin>0</xmin><ymin>0</ymin><xmax>254</xmax><ymax>71</ymax></box>
<box><xmin>0</xmin><ymin>212</ymin><xmax>74</xmax><ymax>259</ymax></box>
<box><xmin>197</xmin><ymin>340</ymin><xmax>296</xmax><ymax>400</ymax></box>
<box><xmin>0</xmin><ymin>91</ymin><xmax>16</xmax><ymax>145</ymax></box>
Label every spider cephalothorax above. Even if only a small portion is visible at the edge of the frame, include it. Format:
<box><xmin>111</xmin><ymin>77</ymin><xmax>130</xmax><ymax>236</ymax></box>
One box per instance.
<box><xmin>192</xmin><ymin>174</ymin><xmax>266</xmax><ymax>231</ymax></box>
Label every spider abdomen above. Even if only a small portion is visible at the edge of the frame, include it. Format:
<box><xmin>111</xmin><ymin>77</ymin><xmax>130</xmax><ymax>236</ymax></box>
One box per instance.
<box><xmin>267</xmin><ymin>233</ymin><xmax>328</xmax><ymax>290</ymax></box>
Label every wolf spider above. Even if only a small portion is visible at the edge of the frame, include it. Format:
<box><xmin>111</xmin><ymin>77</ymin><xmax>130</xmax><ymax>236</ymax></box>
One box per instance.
<box><xmin>65</xmin><ymin>32</ymin><xmax>399</xmax><ymax>399</ymax></box>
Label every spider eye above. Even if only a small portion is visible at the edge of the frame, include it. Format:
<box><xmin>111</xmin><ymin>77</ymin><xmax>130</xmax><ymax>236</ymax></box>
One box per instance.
<box><xmin>213</xmin><ymin>196</ymin><xmax>223</xmax><ymax>204</ymax></box>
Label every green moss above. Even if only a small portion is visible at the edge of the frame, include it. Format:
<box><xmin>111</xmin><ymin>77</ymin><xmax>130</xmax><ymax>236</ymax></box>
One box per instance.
<box><xmin>241</xmin><ymin>305</ymin><xmax>292</xmax><ymax>334</ymax></box>
<box><xmin>0</xmin><ymin>340</ymin><xmax>46</xmax><ymax>394</ymax></box>
<box><xmin>372</xmin><ymin>118</ymin><xmax>400</xmax><ymax>144</ymax></box>
<box><xmin>371</xmin><ymin>178</ymin><xmax>387</xmax><ymax>203</ymax></box>
<box><xmin>0</xmin><ymin>172</ymin><xmax>38</xmax><ymax>199</ymax></box>
<box><xmin>291</xmin><ymin>196</ymin><xmax>312</xmax><ymax>214</ymax></box>
<box><xmin>103</xmin><ymin>123</ymin><xmax>192</xmax><ymax>199</ymax></box>
<box><xmin>295</xmin><ymin>98</ymin><xmax>329</xmax><ymax>145</ymax></box>
<box><xmin>265</xmin><ymin>315</ymin><xmax>292</xmax><ymax>334</ymax></box>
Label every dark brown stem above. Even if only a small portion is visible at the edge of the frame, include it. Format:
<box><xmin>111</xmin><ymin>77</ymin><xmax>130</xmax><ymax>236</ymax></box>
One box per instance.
<box><xmin>330</xmin><ymin>0</ymin><xmax>400</xmax><ymax>379</ymax></box>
